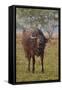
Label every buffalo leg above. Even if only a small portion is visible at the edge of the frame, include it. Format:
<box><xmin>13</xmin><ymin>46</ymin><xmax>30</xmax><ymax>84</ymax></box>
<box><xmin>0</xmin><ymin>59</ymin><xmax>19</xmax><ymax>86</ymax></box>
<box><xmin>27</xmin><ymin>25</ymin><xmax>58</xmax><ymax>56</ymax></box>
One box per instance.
<box><xmin>32</xmin><ymin>56</ymin><xmax>35</xmax><ymax>73</ymax></box>
<box><xmin>41</xmin><ymin>53</ymin><xmax>44</xmax><ymax>72</ymax></box>
<box><xmin>28</xmin><ymin>56</ymin><xmax>31</xmax><ymax>72</ymax></box>
<box><xmin>28</xmin><ymin>60</ymin><xmax>30</xmax><ymax>71</ymax></box>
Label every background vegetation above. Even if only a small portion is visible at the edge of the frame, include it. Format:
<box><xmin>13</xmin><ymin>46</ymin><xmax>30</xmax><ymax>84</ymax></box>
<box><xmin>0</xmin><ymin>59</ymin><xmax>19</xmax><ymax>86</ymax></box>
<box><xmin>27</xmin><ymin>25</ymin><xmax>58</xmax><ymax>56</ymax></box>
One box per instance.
<box><xmin>16</xmin><ymin>8</ymin><xmax>59</xmax><ymax>39</ymax></box>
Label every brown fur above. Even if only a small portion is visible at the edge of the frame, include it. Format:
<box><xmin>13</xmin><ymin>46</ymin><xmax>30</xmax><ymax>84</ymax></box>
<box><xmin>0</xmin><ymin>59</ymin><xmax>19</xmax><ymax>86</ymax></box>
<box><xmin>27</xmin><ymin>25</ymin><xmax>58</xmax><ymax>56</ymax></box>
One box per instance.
<box><xmin>21</xmin><ymin>29</ymin><xmax>48</xmax><ymax>73</ymax></box>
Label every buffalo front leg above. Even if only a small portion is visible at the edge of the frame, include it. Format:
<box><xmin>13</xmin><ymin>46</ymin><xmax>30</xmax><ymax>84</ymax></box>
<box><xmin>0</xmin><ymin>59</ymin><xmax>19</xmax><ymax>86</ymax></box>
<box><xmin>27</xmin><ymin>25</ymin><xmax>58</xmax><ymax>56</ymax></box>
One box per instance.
<box><xmin>41</xmin><ymin>53</ymin><xmax>44</xmax><ymax>73</ymax></box>
<box><xmin>32</xmin><ymin>56</ymin><xmax>35</xmax><ymax>73</ymax></box>
<box><xmin>28</xmin><ymin>56</ymin><xmax>31</xmax><ymax>72</ymax></box>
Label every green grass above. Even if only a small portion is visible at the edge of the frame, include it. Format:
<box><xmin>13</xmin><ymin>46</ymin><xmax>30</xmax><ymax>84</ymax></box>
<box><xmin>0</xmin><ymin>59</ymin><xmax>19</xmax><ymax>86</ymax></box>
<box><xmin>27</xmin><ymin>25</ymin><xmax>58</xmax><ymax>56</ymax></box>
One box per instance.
<box><xmin>16</xmin><ymin>34</ymin><xmax>59</xmax><ymax>82</ymax></box>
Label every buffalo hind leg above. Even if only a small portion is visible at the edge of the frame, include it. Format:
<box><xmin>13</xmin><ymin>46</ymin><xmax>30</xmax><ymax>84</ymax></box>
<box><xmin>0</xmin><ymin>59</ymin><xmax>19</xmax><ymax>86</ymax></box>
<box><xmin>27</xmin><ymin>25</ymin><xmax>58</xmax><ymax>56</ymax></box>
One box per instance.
<box><xmin>32</xmin><ymin>56</ymin><xmax>35</xmax><ymax>73</ymax></box>
<box><xmin>41</xmin><ymin>53</ymin><xmax>44</xmax><ymax>73</ymax></box>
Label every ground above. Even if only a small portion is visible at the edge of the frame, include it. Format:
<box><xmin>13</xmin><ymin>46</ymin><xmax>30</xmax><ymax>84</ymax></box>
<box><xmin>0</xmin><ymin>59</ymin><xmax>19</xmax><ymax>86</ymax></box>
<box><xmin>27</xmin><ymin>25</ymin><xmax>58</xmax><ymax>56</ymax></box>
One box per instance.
<box><xmin>16</xmin><ymin>32</ymin><xmax>59</xmax><ymax>82</ymax></box>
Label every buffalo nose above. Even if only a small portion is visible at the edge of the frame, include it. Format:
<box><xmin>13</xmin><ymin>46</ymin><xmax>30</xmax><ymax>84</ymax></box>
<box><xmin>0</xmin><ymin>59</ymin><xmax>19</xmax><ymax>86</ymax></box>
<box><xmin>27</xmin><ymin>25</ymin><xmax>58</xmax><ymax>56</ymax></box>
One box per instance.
<box><xmin>39</xmin><ymin>42</ymin><xmax>42</xmax><ymax>45</ymax></box>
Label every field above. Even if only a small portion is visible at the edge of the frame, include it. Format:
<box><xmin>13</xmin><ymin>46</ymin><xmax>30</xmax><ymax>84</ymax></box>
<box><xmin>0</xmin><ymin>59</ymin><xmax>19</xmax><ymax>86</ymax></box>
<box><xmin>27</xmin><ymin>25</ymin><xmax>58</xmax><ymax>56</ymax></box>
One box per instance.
<box><xmin>16</xmin><ymin>32</ymin><xmax>59</xmax><ymax>82</ymax></box>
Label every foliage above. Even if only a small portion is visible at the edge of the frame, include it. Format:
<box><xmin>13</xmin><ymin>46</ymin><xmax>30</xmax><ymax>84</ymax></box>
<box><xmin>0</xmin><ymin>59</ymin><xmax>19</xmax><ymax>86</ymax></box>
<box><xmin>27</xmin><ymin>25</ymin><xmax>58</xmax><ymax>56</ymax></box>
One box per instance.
<box><xmin>16</xmin><ymin>8</ymin><xmax>59</xmax><ymax>39</ymax></box>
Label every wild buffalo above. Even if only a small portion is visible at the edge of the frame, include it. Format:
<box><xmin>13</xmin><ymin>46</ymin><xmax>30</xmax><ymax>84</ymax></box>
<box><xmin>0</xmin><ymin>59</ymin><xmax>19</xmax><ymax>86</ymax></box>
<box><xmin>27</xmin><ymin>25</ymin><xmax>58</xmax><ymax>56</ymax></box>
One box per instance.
<box><xmin>22</xmin><ymin>28</ymin><xmax>48</xmax><ymax>73</ymax></box>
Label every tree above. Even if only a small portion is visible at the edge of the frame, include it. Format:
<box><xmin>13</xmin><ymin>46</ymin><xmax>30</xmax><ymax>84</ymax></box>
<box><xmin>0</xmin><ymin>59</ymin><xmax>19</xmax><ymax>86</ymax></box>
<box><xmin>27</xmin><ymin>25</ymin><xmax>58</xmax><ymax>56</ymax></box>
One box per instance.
<box><xmin>16</xmin><ymin>8</ymin><xmax>59</xmax><ymax>39</ymax></box>
<box><xmin>44</xmin><ymin>10</ymin><xmax>59</xmax><ymax>39</ymax></box>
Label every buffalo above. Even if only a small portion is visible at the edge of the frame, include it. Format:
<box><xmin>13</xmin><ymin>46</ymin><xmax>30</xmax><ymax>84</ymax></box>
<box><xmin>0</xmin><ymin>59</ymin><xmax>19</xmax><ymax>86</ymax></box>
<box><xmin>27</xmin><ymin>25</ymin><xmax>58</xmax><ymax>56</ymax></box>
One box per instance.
<box><xmin>21</xmin><ymin>28</ymin><xmax>48</xmax><ymax>73</ymax></box>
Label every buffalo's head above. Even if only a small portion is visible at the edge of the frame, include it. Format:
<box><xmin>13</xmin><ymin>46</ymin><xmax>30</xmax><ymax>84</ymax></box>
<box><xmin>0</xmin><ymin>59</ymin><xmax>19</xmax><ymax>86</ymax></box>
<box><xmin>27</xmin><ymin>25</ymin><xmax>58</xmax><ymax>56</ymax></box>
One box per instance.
<box><xmin>30</xmin><ymin>29</ymin><xmax>48</xmax><ymax>56</ymax></box>
<box><xmin>30</xmin><ymin>29</ymin><xmax>48</xmax><ymax>48</ymax></box>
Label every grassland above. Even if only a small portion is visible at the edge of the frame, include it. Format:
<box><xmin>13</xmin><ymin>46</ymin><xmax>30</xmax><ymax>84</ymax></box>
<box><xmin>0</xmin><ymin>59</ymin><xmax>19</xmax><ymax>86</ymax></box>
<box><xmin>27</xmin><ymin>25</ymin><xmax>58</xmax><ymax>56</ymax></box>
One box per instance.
<box><xmin>16</xmin><ymin>32</ymin><xmax>59</xmax><ymax>82</ymax></box>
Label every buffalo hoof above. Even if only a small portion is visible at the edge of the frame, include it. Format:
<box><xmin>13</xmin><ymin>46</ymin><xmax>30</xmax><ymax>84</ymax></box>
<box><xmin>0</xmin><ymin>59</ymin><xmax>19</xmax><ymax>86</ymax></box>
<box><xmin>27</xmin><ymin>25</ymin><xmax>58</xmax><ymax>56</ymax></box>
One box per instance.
<box><xmin>28</xmin><ymin>68</ymin><xmax>30</xmax><ymax>72</ymax></box>
<box><xmin>32</xmin><ymin>70</ymin><xmax>35</xmax><ymax>73</ymax></box>
<box><xmin>41</xmin><ymin>70</ymin><xmax>44</xmax><ymax>73</ymax></box>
